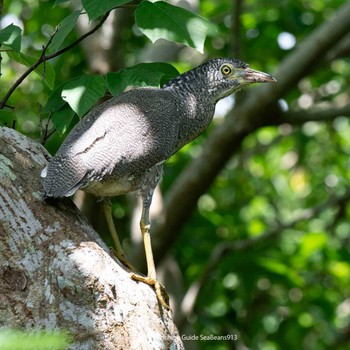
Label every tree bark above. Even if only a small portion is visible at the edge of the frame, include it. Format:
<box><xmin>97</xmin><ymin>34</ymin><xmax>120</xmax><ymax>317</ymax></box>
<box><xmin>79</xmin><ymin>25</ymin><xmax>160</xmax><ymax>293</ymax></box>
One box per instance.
<box><xmin>0</xmin><ymin>127</ymin><xmax>183</xmax><ymax>350</ymax></box>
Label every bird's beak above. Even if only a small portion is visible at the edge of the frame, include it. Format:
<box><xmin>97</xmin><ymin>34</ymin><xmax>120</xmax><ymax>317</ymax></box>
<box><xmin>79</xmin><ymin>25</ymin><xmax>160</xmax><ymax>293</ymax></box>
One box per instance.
<box><xmin>240</xmin><ymin>68</ymin><xmax>277</xmax><ymax>84</ymax></box>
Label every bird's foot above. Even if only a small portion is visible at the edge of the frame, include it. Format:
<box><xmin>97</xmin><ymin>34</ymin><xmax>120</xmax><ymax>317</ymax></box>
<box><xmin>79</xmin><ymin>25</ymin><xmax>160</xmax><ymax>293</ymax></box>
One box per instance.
<box><xmin>130</xmin><ymin>273</ymin><xmax>171</xmax><ymax>311</ymax></box>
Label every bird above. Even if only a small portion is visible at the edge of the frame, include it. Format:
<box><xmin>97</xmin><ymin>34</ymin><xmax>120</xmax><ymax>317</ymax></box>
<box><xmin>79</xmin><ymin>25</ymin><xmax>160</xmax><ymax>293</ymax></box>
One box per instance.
<box><xmin>41</xmin><ymin>58</ymin><xmax>276</xmax><ymax>309</ymax></box>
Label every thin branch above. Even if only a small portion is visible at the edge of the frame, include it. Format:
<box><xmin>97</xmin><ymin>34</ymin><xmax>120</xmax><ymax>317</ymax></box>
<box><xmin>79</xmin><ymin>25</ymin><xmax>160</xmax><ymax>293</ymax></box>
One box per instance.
<box><xmin>0</xmin><ymin>11</ymin><xmax>110</xmax><ymax>109</ymax></box>
<box><xmin>282</xmin><ymin>103</ymin><xmax>350</xmax><ymax>124</ymax></box>
<box><xmin>258</xmin><ymin>103</ymin><xmax>350</xmax><ymax>129</ymax></box>
<box><xmin>45</xmin><ymin>11</ymin><xmax>110</xmax><ymax>61</ymax></box>
<box><xmin>0</xmin><ymin>27</ymin><xmax>59</xmax><ymax>109</ymax></box>
<box><xmin>38</xmin><ymin>105</ymin><xmax>55</xmax><ymax>145</ymax></box>
<box><xmin>326</xmin><ymin>33</ymin><xmax>350</xmax><ymax>61</ymax></box>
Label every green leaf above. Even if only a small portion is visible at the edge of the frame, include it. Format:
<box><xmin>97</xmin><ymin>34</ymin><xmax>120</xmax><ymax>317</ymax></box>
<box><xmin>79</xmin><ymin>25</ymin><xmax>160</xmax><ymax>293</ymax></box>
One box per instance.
<box><xmin>48</xmin><ymin>11</ymin><xmax>81</xmax><ymax>53</ymax></box>
<box><xmin>0</xmin><ymin>110</ymin><xmax>17</xmax><ymax>127</ymax></box>
<box><xmin>45</xmin><ymin>84</ymin><xmax>75</xmax><ymax>134</ymax></box>
<box><xmin>53</xmin><ymin>0</ymin><xmax>70</xmax><ymax>6</ymax></box>
<box><xmin>44</xmin><ymin>84</ymin><xmax>67</xmax><ymax>113</ymax></box>
<box><xmin>61</xmin><ymin>75</ymin><xmax>106</xmax><ymax>117</ymax></box>
<box><xmin>135</xmin><ymin>1</ymin><xmax>216</xmax><ymax>53</ymax></box>
<box><xmin>51</xmin><ymin>104</ymin><xmax>76</xmax><ymax>135</ymax></box>
<box><xmin>82</xmin><ymin>0</ymin><xmax>133</xmax><ymax>20</ymax></box>
<box><xmin>0</xmin><ymin>24</ymin><xmax>22</xmax><ymax>52</ymax></box>
<box><xmin>6</xmin><ymin>52</ymin><xmax>56</xmax><ymax>90</ymax></box>
<box><xmin>106</xmin><ymin>62</ymin><xmax>179</xmax><ymax>96</ymax></box>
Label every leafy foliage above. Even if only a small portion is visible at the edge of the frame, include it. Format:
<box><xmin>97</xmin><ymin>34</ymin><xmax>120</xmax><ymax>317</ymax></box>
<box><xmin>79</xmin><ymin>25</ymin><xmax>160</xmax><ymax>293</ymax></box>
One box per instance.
<box><xmin>47</xmin><ymin>10</ymin><xmax>81</xmax><ymax>53</ymax></box>
<box><xmin>106</xmin><ymin>62</ymin><xmax>179</xmax><ymax>96</ymax></box>
<box><xmin>1</xmin><ymin>0</ymin><xmax>350</xmax><ymax>349</ymax></box>
<box><xmin>61</xmin><ymin>75</ymin><xmax>106</xmax><ymax>117</ymax></box>
<box><xmin>0</xmin><ymin>24</ymin><xmax>22</xmax><ymax>52</ymax></box>
<box><xmin>135</xmin><ymin>1</ymin><xmax>216</xmax><ymax>53</ymax></box>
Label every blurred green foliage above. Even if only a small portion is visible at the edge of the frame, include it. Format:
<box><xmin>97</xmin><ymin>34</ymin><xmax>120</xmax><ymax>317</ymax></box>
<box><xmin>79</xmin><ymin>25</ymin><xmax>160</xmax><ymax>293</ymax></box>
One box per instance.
<box><xmin>0</xmin><ymin>329</ymin><xmax>70</xmax><ymax>350</ymax></box>
<box><xmin>1</xmin><ymin>0</ymin><xmax>350</xmax><ymax>349</ymax></box>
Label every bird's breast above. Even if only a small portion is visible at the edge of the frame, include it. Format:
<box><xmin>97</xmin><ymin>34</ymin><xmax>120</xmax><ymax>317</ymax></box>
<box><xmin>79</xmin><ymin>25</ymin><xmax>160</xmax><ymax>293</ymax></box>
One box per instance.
<box><xmin>82</xmin><ymin>173</ymin><xmax>141</xmax><ymax>197</ymax></box>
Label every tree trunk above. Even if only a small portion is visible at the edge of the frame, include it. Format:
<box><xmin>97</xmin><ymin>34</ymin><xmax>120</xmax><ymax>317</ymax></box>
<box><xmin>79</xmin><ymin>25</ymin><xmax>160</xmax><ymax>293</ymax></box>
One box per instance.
<box><xmin>0</xmin><ymin>127</ymin><xmax>184</xmax><ymax>350</ymax></box>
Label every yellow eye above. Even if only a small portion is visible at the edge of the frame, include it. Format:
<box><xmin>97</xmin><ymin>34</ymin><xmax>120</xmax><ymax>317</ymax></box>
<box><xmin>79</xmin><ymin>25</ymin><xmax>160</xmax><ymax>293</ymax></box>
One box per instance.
<box><xmin>221</xmin><ymin>64</ymin><xmax>232</xmax><ymax>75</ymax></box>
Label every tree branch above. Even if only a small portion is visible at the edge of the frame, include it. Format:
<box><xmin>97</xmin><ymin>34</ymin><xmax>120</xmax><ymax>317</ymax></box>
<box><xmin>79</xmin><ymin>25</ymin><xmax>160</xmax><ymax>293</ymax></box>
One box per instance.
<box><xmin>0</xmin><ymin>12</ymin><xmax>110</xmax><ymax>109</ymax></box>
<box><xmin>283</xmin><ymin>103</ymin><xmax>350</xmax><ymax>124</ymax></box>
<box><xmin>130</xmin><ymin>2</ymin><xmax>350</xmax><ymax>269</ymax></box>
<box><xmin>0</xmin><ymin>127</ymin><xmax>183</xmax><ymax>349</ymax></box>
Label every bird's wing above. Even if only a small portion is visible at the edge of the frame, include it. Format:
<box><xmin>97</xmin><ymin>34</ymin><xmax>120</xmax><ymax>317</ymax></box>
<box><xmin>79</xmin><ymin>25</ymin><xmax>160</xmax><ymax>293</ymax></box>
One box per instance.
<box><xmin>42</xmin><ymin>89</ymin><xmax>179</xmax><ymax>198</ymax></box>
<box><xmin>42</xmin><ymin>153</ymin><xmax>88</xmax><ymax>197</ymax></box>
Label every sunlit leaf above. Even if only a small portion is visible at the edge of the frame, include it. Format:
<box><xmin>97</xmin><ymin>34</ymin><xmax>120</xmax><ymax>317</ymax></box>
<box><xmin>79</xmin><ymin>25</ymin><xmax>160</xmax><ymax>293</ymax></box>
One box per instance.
<box><xmin>0</xmin><ymin>24</ymin><xmax>22</xmax><ymax>52</ymax></box>
<box><xmin>61</xmin><ymin>75</ymin><xmax>106</xmax><ymax>117</ymax></box>
<box><xmin>135</xmin><ymin>1</ymin><xmax>216</xmax><ymax>53</ymax></box>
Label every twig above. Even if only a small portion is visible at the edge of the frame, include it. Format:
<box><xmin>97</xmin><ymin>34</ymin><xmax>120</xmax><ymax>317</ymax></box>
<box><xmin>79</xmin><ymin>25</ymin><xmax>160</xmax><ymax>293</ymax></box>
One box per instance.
<box><xmin>45</xmin><ymin>11</ymin><xmax>110</xmax><ymax>61</ymax></box>
<box><xmin>39</xmin><ymin>107</ymin><xmax>55</xmax><ymax>145</ymax></box>
<box><xmin>0</xmin><ymin>27</ymin><xmax>60</xmax><ymax>109</ymax></box>
<box><xmin>0</xmin><ymin>11</ymin><xmax>110</xmax><ymax>110</ymax></box>
<box><xmin>40</xmin><ymin>27</ymin><xmax>59</xmax><ymax>82</ymax></box>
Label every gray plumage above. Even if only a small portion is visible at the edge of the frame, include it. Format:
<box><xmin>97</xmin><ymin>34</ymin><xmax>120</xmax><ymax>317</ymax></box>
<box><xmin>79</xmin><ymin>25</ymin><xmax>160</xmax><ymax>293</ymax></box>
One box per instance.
<box><xmin>42</xmin><ymin>58</ymin><xmax>275</xmax><ymax>199</ymax></box>
<box><xmin>41</xmin><ymin>57</ymin><xmax>276</xmax><ymax>309</ymax></box>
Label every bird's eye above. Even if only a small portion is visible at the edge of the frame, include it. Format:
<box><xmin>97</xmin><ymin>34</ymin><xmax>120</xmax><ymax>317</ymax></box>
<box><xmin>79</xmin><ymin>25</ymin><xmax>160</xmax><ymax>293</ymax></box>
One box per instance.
<box><xmin>221</xmin><ymin>64</ymin><xmax>232</xmax><ymax>75</ymax></box>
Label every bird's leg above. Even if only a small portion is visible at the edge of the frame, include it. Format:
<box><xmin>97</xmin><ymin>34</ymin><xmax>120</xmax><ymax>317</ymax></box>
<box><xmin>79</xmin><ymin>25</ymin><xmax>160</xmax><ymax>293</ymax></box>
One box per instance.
<box><xmin>130</xmin><ymin>164</ymin><xmax>170</xmax><ymax>310</ymax></box>
<box><xmin>102</xmin><ymin>200</ymin><xmax>138</xmax><ymax>272</ymax></box>
<box><xmin>130</xmin><ymin>204</ymin><xmax>170</xmax><ymax>310</ymax></box>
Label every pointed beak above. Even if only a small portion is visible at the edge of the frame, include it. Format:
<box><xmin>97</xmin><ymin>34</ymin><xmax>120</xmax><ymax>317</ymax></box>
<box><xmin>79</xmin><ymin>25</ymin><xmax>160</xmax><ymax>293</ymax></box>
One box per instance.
<box><xmin>241</xmin><ymin>68</ymin><xmax>277</xmax><ymax>84</ymax></box>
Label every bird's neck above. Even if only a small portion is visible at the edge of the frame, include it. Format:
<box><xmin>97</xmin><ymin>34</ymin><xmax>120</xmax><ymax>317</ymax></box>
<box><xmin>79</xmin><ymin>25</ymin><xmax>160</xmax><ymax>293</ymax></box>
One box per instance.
<box><xmin>163</xmin><ymin>75</ymin><xmax>216</xmax><ymax>149</ymax></box>
<box><xmin>163</xmin><ymin>69</ymin><xmax>216</xmax><ymax>103</ymax></box>
<box><xmin>162</xmin><ymin>69</ymin><xmax>217</xmax><ymax>115</ymax></box>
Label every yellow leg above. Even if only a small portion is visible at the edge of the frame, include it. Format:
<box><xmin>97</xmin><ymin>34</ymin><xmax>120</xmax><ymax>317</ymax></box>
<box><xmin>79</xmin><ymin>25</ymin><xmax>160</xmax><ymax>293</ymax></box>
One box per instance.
<box><xmin>130</xmin><ymin>206</ymin><xmax>170</xmax><ymax>310</ymax></box>
<box><xmin>102</xmin><ymin>201</ymin><xmax>137</xmax><ymax>272</ymax></box>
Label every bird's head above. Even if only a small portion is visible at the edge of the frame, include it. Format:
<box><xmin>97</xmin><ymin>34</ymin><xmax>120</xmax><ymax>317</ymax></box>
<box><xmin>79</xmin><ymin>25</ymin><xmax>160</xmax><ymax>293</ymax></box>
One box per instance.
<box><xmin>164</xmin><ymin>58</ymin><xmax>276</xmax><ymax>103</ymax></box>
<box><xmin>202</xmin><ymin>58</ymin><xmax>276</xmax><ymax>101</ymax></box>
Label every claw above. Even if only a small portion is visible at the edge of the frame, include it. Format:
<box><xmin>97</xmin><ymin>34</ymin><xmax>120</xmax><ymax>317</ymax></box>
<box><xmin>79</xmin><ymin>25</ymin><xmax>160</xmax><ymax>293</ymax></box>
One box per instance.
<box><xmin>130</xmin><ymin>273</ymin><xmax>171</xmax><ymax>310</ymax></box>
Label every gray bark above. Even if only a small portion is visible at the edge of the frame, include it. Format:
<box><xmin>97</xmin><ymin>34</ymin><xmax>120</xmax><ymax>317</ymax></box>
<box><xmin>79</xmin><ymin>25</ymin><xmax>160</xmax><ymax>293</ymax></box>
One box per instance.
<box><xmin>0</xmin><ymin>127</ymin><xmax>183</xmax><ymax>350</ymax></box>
